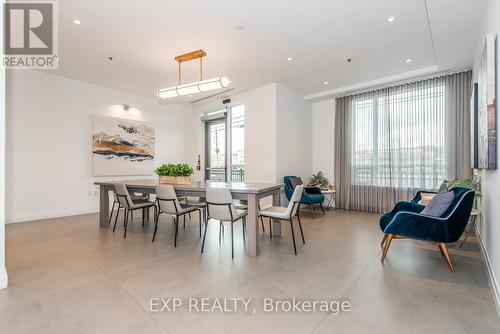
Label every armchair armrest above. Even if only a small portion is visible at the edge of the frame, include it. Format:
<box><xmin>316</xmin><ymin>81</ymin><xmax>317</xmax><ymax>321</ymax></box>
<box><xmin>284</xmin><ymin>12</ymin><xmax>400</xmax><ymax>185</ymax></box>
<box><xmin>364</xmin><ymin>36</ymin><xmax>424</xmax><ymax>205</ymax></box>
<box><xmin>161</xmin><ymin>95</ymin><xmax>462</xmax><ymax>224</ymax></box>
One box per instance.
<box><xmin>304</xmin><ymin>186</ymin><xmax>322</xmax><ymax>195</ymax></box>
<box><xmin>384</xmin><ymin>211</ymin><xmax>448</xmax><ymax>242</ymax></box>
<box><xmin>392</xmin><ymin>201</ymin><xmax>425</xmax><ymax>214</ymax></box>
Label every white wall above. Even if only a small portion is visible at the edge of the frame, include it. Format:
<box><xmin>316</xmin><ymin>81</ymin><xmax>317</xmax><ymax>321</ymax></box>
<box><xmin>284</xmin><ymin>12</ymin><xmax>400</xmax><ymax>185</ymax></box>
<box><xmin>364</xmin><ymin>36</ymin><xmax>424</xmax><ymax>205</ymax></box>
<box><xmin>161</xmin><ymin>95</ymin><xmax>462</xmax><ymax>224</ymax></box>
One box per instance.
<box><xmin>192</xmin><ymin>83</ymin><xmax>278</xmax><ymax>184</ymax></box>
<box><xmin>472</xmin><ymin>0</ymin><xmax>500</xmax><ymax>311</ymax></box>
<box><xmin>5</xmin><ymin>70</ymin><xmax>195</xmax><ymax>223</ymax></box>
<box><xmin>276</xmin><ymin>83</ymin><xmax>312</xmax><ymax>183</ymax></box>
<box><xmin>311</xmin><ymin>99</ymin><xmax>335</xmax><ymax>183</ymax></box>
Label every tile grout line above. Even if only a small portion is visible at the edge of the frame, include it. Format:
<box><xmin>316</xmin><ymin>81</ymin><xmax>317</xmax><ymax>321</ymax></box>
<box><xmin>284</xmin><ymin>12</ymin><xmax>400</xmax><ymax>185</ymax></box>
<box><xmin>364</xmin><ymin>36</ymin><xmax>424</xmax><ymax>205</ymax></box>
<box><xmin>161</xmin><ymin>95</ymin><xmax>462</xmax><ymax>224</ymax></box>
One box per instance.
<box><xmin>51</xmin><ymin>221</ymin><xmax>173</xmax><ymax>334</ymax></box>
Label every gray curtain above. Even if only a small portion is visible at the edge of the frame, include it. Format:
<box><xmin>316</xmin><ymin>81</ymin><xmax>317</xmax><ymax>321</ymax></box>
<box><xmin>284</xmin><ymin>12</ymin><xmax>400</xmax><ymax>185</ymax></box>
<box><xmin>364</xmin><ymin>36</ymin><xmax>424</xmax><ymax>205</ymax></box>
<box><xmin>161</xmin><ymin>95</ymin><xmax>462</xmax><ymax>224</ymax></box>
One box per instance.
<box><xmin>334</xmin><ymin>71</ymin><xmax>472</xmax><ymax>213</ymax></box>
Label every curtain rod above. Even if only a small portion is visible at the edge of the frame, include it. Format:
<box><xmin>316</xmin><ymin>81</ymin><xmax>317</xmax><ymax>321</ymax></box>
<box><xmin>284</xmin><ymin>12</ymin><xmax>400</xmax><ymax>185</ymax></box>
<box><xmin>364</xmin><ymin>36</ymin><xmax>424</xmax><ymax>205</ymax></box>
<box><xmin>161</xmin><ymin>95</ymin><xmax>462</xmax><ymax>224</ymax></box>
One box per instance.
<box><xmin>335</xmin><ymin>68</ymin><xmax>472</xmax><ymax>99</ymax></box>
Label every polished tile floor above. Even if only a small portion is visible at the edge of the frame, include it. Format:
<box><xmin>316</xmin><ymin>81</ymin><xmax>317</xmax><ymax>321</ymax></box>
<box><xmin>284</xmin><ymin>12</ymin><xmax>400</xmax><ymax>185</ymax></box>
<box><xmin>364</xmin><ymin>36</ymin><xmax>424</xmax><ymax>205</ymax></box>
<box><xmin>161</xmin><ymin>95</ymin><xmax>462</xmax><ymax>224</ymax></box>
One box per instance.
<box><xmin>1</xmin><ymin>209</ymin><xmax>499</xmax><ymax>333</ymax></box>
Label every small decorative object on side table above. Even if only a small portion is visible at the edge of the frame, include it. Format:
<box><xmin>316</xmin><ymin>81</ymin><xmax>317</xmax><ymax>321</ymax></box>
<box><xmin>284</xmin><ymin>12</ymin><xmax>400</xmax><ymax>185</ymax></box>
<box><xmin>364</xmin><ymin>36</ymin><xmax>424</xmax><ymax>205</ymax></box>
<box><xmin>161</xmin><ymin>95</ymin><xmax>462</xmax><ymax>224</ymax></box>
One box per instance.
<box><xmin>321</xmin><ymin>186</ymin><xmax>336</xmax><ymax>210</ymax></box>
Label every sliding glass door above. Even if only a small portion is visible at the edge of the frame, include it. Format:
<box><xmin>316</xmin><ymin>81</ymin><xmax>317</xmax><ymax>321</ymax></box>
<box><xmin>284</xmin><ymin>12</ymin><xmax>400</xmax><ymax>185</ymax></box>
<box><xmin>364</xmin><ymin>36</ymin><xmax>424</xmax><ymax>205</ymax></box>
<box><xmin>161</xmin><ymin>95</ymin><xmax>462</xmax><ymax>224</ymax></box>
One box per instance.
<box><xmin>203</xmin><ymin>105</ymin><xmax>245</xmax><ymax>182</ymax></box>
<box><xmin>205</xmin><ymin>117</ymin><xmax>227</xmax><ymax>181</ymax></box>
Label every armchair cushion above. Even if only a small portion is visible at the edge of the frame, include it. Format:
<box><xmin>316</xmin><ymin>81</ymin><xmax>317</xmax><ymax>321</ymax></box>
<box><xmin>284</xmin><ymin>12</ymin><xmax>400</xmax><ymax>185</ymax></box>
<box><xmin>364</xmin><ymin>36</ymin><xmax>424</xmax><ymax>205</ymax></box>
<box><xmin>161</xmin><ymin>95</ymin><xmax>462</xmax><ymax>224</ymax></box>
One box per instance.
<box><xmin>420</xmin><ymin>189</ymin><xmax>454</xmax><ymax>217</ymax></box>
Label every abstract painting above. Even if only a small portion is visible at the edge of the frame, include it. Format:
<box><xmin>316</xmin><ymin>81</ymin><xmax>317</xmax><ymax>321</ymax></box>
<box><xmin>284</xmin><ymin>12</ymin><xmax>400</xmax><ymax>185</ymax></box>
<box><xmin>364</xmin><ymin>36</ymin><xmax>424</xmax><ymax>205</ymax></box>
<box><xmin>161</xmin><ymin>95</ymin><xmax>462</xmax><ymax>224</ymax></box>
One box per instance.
<box><xmin>92</xmin><ymin>115</ymin><xmax>155</xmax><ymax>176</ymax></box>
<box><xmin>477</xmin><ymin>33</ymin><xmax>497</xmax><ymax>170</ymax></box>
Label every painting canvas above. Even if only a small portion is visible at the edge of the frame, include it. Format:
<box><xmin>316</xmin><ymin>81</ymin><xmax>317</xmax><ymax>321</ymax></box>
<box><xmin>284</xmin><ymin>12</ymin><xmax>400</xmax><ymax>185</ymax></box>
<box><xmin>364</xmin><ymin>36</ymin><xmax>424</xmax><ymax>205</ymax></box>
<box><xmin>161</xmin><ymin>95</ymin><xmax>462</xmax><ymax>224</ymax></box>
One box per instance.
<box><xmin>93</xmin><ymin>115</ymin><xmax>155</xmax><ymax>176</ymax></box>
<box><xmin>477</xmin><ymin>33</ymin><xmax>497</xmax><ymax>170</ymax></box>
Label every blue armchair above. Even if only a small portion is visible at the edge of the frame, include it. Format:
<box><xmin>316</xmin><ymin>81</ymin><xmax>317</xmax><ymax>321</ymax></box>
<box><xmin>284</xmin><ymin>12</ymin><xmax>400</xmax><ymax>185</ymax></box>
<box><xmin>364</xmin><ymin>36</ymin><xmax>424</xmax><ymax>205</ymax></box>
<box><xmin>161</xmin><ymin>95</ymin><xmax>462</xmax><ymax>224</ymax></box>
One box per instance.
<box><xmin>379</xmin><ymin>187</ymin><xmax>475</xmax><ymax>272</ymax></box>
<box><xmin>284</xmin><ymin>176</ymin><xmax>325</xmax><ymax>217</ymax></box>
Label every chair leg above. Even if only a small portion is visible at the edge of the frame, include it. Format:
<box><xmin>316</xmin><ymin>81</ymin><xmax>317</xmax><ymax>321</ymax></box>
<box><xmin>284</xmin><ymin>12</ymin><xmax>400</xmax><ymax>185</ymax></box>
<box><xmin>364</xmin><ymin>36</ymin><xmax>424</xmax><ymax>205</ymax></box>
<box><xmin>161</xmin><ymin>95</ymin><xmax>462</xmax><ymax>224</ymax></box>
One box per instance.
<box><xmin>183</xmin><ymin>215</ymin><xmax>186</xmax><ymax>230</ymax></box>
<box><xmin>142</xmin><ymin>208</ymin><xmax>145</xmax><ymax>226</ymax></box>
<box><xmin>108</xmin><ymin>200</ymin><xmax>116</xmax><ymax>225</ymax></box>
<box><xmin>381</xmin><ymin>234</ymin><xmax>394</xmax><ymax>262</ymax></box>
<box><xmin>198</xmin><ymin>209</ymin><xmax>202</xmax><ymax>238</ymax></box>
<box><xmin>260</xmin><ymin>216</ymin><xmax>265</xmax><ymax>232</ymax></box>
<box><xmin>290</xmin><ymin>219</ymin><xmax>297</xmax><ymax>255</ymax></box>
<box><xmin>219</xmin><ymin>220</ymin><xmax>223</xmax><ymax>243</ymax></box>
<box><xmin>320</xmin><ymin>203</ymin><xmax>325</xmax><ymax>215</ymax></box>
<box><xmin>123</xmin><ymin>209</ymin><xmax>129</xmax><ymax>238</ymax></box>
<box><xmin>201</xmin><ymin>219</ymin><xmax>209</xmax><ymax>253</ymax></box>
<box><xmin>297</xmin><ymin>214</ymin><xmax>305</xmax><ymax>244</ymax></box>
<box><xmin>231</xmin><ymin>221</ymin><xmax>234</xmax><ymax>259</ymax></box>
<box><xmin>269</xmin><ymin>218</ymin><xmax>272</xmax><ymax>239</ymax></box>
<box><xmin>113</xmin><ymin>207</ymin><xmax>121</xmax><ymax>233</ymax></box>
<box><xmin>438</xmin><ymin>243</ymin><xmax>455</xmax><ymax>272</ymax></box>
<box><xmin>174</xmin><ymin>215</ymin><xmax>179</xmax><ymax>247</ymax></box>
<box><xmin>131</xmin><ymin>210</ymin><xmax>133</xmax><ymax>222</ymax></box>
<box><xmin>152</xmin><ymin>211</ymin><xmax>161</xmax><ymax>242</ymax></box>
<box><xmin>381</xmin><ymin>234</ymin><xmax>388</xmax><ymax>248</ymax></box>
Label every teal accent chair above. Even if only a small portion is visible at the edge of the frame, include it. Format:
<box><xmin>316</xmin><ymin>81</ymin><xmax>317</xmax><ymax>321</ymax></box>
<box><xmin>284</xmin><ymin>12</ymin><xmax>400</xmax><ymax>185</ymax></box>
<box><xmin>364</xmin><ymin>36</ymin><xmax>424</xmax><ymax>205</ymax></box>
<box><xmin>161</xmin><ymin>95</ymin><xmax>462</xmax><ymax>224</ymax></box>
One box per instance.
<box><xmin>284</xmin><ymin>176</ymin><xmax>325</xmax><ymax>217</ymax></box>
<box><xmin>379</xmin><ymin>187</ymin><xmax>475</xmax><ymax>272</ymax></box>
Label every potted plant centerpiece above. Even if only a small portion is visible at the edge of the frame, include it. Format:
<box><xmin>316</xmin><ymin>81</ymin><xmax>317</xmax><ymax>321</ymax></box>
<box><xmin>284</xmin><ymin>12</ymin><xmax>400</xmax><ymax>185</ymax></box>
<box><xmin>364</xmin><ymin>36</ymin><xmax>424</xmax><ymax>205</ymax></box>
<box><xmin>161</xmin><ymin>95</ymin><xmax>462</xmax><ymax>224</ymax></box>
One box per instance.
<box><xmin>155</xmin><ymin>163</ymin><xmax>194</xmax><ymax>185</ymax></box>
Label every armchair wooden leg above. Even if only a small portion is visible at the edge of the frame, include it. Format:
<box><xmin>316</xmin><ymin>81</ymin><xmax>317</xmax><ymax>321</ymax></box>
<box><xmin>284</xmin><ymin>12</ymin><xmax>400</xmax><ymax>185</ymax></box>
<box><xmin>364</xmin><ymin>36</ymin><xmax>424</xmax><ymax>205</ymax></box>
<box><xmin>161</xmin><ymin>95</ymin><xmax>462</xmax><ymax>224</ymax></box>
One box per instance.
<box><xmin>438</xmin><ymin>243</ymin><xmax>455</xmax><ymax>272</ymax></box>
<box><xmin>381</xmin><ymin>234</ymin><xmax>394</xmax><ymax>263</ymax></box>
<box><xmin>381</xmin><ymin>234</ymin><xmax>388</xmax><ymax>248</ymax></box>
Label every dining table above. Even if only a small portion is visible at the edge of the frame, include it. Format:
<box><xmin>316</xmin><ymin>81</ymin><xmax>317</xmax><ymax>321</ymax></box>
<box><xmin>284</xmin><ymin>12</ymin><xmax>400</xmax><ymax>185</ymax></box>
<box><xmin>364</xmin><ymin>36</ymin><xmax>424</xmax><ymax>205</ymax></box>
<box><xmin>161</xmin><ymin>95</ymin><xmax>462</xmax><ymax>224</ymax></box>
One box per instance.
<box><xmin>94</xmin><ymin>179</ymin><xmax>284</xmax><ymax>256</ymax></box>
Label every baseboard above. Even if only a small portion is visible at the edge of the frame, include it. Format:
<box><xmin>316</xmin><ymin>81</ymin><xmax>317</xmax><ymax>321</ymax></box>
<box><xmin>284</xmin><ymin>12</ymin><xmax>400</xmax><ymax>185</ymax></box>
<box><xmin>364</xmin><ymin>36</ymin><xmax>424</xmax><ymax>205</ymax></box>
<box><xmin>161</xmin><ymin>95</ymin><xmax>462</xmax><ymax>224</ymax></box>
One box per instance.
<box><xmin>6</xmin><ymin>207</ymin><xmax>98</xmax><ymax>224</ymax></box>
<box><xmin>475</xmin><ymin>224</ymin><xmax>500</xmax><ymax>317</ymax></box>
<box><xmin>0</xmin><ymin>265</ymin><xmax>7</xmax><ymax>289</ymax></box>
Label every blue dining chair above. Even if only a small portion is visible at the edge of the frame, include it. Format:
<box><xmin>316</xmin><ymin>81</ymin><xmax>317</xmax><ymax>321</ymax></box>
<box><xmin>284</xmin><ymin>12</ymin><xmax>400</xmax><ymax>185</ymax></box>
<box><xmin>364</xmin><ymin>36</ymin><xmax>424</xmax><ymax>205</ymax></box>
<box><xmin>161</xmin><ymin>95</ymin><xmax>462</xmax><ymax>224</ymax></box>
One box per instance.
<box><xmin>284</xmin><ymin>176</ymin><xmax>325</xmax><ymax>218</ymax></box>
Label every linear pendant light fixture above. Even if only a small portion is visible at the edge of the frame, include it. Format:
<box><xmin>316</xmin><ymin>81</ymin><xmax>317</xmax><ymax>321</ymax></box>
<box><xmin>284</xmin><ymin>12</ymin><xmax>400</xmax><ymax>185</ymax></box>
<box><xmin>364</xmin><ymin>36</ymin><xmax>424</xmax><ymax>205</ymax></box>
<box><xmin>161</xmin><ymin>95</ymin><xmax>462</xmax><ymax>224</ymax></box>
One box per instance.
<box><xmin>157</xmin><ymin>49</ymin><xmax>230</xmax><ymax>100</ymax></box>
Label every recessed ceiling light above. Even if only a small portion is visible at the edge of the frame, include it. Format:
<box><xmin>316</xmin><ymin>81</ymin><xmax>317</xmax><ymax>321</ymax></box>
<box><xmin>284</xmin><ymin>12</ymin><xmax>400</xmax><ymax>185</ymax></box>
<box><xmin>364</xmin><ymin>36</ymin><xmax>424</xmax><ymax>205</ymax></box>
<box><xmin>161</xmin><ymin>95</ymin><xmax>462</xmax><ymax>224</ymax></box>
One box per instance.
<box><xmin>236</xmin><ymin>24</ymin><xmax>245</xmax><ymax>30</ymax></box>
<box><xmin>406</xmin><ymin>58</ymin><xmax>412</xmax><ymax>63</ymax></box>
<box><xmin>324</xmin><ymin>81</ymin><xmax>329</xmax><ymax>85</ymax></box>
<box><xmin>287</xmin><ymin>57</ymin><xmax>293</xmax><ymax>61</ymax></box>
<box><xmin>387</xmin><ymin>16</ymin><xmax>396</xmax><ymax>23</ymax></box>
<box><xmin>73</xmin><ymin>19</ymin><xmax>81</xmax><ymax>25</ymax></box>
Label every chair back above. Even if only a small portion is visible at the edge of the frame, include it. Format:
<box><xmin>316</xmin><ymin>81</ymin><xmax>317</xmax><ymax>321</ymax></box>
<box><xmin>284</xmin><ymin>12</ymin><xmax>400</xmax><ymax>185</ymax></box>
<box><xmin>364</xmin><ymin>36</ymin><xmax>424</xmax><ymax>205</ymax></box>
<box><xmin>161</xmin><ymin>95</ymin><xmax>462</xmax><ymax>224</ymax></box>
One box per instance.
<box><xmin>285</xmin><ymin>185</ymin><xmax>304</xmax><ymax>217</ymax></box>
<box><xmin>283</xmin><ymin>176</ymin><xmax>303</xmax><ymax>201</ymax></box>
<box><xmin>206</xmin><ymin>187</ymin><xmax>237</xmax><ymax>221</ymax></box>
<box><xmin>155</xmin><ymin>185</ymin><xmax>181</xmax><ymax>214</ymax></box>
<box><xmin>442</xmin><ymin>187</ymin><xmax>475</xmax><ymax>243</ymax></box>
<box><xmin>114</xmin><ymin>183</ymin><xmax>132</xmax><ymax>208</ymax></box>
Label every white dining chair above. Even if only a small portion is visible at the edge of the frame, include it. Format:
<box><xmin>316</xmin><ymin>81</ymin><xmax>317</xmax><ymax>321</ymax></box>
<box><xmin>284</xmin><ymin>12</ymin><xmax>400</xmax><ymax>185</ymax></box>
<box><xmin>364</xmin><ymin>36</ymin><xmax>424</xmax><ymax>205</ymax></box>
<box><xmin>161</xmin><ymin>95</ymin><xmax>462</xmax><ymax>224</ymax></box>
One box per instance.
<box><xmin>258</xmin><ymin>185</ymin><xmax>305</xmax><ymax>255</ymax></box>
<box><xmin>202</xmin><ymin>188</ymin><xmax>248</xmax><ymax>258</ymax></box>
<box><xmin>153</xmin><ymin>185</ymin><xmax>204</xmax><ymax>247</ymax></box>
<box><xmin>113</xmin><ymin>183</ymin><xmax>157</xmax><ymax>238</ymax></box>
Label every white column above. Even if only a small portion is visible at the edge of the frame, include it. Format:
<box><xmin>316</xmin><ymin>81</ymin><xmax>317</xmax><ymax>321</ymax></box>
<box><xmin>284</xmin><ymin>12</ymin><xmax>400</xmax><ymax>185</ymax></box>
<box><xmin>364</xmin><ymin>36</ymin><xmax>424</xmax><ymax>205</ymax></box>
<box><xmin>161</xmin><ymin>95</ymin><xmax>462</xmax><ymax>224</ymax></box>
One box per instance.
<box><xmin>0</xmin><ymin>1</ymin><xmax>9</xmax><ymax>289</ymax></box>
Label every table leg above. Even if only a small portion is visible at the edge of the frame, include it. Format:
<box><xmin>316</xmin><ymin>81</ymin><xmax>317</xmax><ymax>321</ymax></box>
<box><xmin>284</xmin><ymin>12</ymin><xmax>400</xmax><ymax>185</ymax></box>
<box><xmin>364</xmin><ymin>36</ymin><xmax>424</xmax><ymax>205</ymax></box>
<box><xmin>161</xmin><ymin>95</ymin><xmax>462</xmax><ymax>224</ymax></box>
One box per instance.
<box><xmin>99</xmin><ymin>186</ymin><xmax>109</xmax><ymax>228</ymax></box>
<box><xmin>247</xmin><ymin>193</ymin><xmax>260</xmax><ymax>256</ymax></box>
<box><xmin>272</xmin><ymin>190</ymin><xmax>281</xmax><ymax>238</ymax></box>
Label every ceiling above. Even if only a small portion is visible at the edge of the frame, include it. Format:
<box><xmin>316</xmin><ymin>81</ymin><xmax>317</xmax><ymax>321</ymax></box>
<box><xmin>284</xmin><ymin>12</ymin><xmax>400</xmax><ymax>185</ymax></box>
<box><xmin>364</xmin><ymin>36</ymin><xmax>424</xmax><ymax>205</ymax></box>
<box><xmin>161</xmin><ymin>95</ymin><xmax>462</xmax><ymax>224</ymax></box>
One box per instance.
<box><xmin>50</xmin><ymin>0</ymin><xmax>485</xmax><ymax>104</ymax></box>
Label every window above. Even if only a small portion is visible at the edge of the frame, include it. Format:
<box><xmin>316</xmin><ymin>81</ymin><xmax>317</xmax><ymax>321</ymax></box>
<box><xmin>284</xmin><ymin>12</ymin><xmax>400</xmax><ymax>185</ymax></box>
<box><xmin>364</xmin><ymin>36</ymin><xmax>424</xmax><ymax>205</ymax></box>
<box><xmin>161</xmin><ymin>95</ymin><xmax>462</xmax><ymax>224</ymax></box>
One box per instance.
<box><xmin>351</xmin><ymin>83</ymin><xmax>446</xmax><ymax>190</ymax></box>
<box><xmin>230</xmin><ymin>105</ymin><xmax>245</xmax><ymax>181</ymax></box>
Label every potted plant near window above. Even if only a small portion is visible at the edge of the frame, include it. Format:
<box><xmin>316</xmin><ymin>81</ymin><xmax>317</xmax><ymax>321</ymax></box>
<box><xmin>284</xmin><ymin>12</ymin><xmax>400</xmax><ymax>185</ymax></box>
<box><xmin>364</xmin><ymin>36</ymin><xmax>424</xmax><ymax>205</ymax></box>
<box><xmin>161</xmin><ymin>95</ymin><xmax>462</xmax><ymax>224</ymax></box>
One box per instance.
<box><xmin>155</xmin><ymin>163</ymin><xmax>194</xmax><ymax>185</ymax></box>
<box><xmin>308</xmin><ymin>171</ymin><xmax>330</xmax><ymax>189</ymax></box>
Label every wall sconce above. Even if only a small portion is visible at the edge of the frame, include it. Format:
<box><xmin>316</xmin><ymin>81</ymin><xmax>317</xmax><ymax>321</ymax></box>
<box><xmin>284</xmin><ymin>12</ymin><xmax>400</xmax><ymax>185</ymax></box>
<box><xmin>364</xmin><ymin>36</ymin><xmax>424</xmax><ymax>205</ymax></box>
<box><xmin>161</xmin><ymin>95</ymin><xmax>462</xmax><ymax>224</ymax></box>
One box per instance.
<box><xmin>113</xmin><ymin>104</ymin><xmax>141</xmax><ymax>112</ymax></box>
